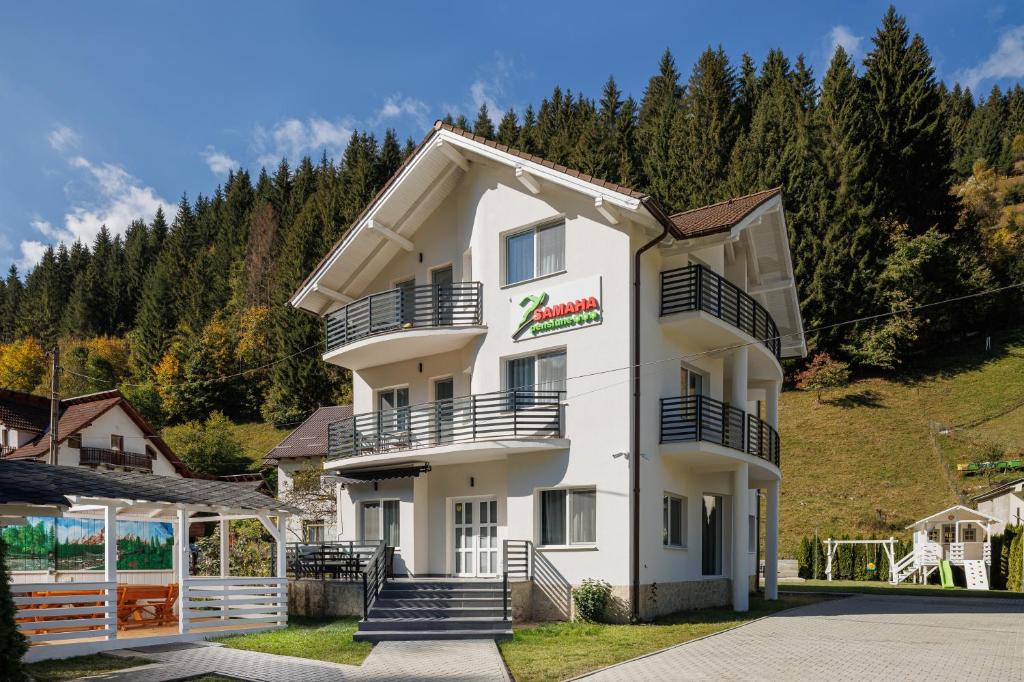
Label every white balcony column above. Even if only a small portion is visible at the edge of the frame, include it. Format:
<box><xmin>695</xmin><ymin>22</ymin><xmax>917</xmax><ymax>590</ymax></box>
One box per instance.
<box><xmin>276</xmin><ymin>515</ymin><xmax>288</xmax><ymax>578</ymax></box>
<box><xmin>765</xmin><ymin>479</ymin><xmax>780</xmax><ymax>600</ymax></box>
<box><xmin>729</xmin><ymin>346</ymin><xmax>749</xmax><ymax>409</ymax></box>
<box><xmin>103</xmin><ymin>505</ymin><xmax>118</xmax><ymax>641</ymax></box>
<box><xmin>177</xmin><ymin>507</ymin><xmax>191</xmax><ymax>634</ymax></box>
<box><xmin>765</xmin><ymin>380</ymin><xmax>780</xmax><ymax>430</ymax></box>
<box><xmin>732</xmin><ymin>463</ymin><xmax>750</xmax><ymax>611</ymax></box>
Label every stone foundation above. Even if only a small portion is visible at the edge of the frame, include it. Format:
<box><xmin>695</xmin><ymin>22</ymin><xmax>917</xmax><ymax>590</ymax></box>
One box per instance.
<box><xmin>288</xmin><ymin>579</ymin><xmax>363</xmax><ymax>617</ymax></box>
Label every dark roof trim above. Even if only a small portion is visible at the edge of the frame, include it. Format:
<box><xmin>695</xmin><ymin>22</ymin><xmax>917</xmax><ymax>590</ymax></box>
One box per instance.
<box><xmin>331</xmin><ymin>464</ymin><xmax>431</xmax><ymax>484</ymax></box>
<box><xmin>971</xmin><ymin>478</ymin><xmax>1024</xmax><ymax>502</ymax></box>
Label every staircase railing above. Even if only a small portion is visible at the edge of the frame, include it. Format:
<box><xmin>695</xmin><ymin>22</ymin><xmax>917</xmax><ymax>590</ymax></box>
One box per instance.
<box><xmin>502</xmin><ymin>539</ymin><xmax>533</xmax><ymax>622</ymax></box>
<box><xmin>891</xmin><ymin>551</ymin><xmax>916</xmax><ymax>584</ymax></box>
<box><xmin>361</xmin><ymin>541</ymin><xmax>388</xmax><ymax>620</ymax></box>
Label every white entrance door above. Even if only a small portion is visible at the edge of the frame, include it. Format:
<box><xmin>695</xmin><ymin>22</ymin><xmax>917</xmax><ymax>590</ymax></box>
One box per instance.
<box><xmin>452</xmin><ymin>497</ymin><xmax>499</xmax><ymax>577</ymax></box>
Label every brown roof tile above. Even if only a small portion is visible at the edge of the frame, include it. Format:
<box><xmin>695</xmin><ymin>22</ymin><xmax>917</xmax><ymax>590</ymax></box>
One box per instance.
<box><xmin>0</xmin><ymin>388</ymin><xmax>52</xmax><ymax>432</ymax></box>
<box><xmin>669</xmin><ymin>187</ymin><xmax>782</xmax><ymax>239</ymax></box>
<box><xmin>264</xmin><ymin>405</ymin><xmax>353</xmax><ymax>461</ymax></box>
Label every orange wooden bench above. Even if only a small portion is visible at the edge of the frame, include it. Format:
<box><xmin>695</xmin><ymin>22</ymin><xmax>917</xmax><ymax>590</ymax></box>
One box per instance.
<box><xmin>117</xmin><ymin>584</ymin><xmax>179</xmax><ymax>629</ymax></box>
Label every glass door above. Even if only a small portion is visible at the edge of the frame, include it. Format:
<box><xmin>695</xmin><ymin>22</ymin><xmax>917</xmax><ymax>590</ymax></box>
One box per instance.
<box><xmin>452</xmin><ymin>498</ymin><xmax>499</xmax><ymax>577</ymax></box>
<box><xmin>396</xmin><ymin>278</ymin><xmax>416</xmax><ymax>327</ymax></box>
<box><xmin>434</xmin><ymin>378</ymin><xmax>454</xmax><ymax>444</ymax></box>
<box><xmin>432</xmin><ymin>266</ymin><xmax>453</xmax><ymax>326</ymax></box>
<box><xmin>702</xmin><ymin>494</ymin><xmax>723</xmax><ymax>576</ymax></box>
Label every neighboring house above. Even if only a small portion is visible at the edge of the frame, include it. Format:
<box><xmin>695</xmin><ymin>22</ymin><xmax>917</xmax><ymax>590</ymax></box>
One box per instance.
<box><xmin>0</xmin><ymin>388</ymin><xmax>189</xmax><ymax>477</ymax></box>
<box><xmin>291</xmin><ymin>122</ymin><xmax>805</xmax><ymax>619</ymax></box>
<box><xmin>265</xmin><ymin>405</ymin><xmax>353</xmax><ymax>543</ymax></box>
<box><xmin>974</xmin><ymin>478</ymin><xmax>1024</xmax><ymax>527</ymax></box>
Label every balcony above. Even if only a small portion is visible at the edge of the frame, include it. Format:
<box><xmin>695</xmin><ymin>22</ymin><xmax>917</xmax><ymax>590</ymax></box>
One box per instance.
<box><xmin>661</xmin><ymin>264</ymin><xmax>781</xmax><ymax>360</ymax></box>
<box><xmin>660</xmin><ymin>394</ymin><xmax>779</xmax><ymax>467</ymax></box>
<box><xmin>79</xmin><ymin>447</ymin><xmax>153</xmax><ymax>472</ymax></box>
<box><xmin>323</xmin><ymin>281</ymin><xmax>485</xmax><ymax>369</ymax></box>
<box><xmin>326</xmin><ymin>389</ymin><xmax>566</xmax><ymax>467</ymax></box>
<box><xmin>0</xmin><ymin>445</ymin><xmax>17</xmax><ymax>458</ymax></box>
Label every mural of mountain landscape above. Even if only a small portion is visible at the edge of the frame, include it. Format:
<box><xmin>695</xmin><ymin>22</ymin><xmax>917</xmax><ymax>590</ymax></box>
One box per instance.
<box><xmin>1</xmin><ymin>516</ymin><xmax>173</xmax><ymax>571</ymax></box>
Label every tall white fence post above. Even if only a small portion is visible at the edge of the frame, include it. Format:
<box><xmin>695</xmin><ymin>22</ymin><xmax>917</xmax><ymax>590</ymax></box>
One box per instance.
<box><xmin>103</xmin><ymin>505</ymin><xmax>118</xmax><ymax>642</ymax></box>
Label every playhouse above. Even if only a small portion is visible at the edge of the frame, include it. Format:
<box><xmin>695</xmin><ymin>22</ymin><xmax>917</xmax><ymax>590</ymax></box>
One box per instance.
<box><xmin>894</xmin><ymin>505</ymin><xmax>1002</xmax><ymax>588</ymax></box>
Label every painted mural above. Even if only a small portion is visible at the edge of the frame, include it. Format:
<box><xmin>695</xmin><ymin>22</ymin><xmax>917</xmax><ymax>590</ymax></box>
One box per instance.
<box><xmin>1</xmin><ymin>516</ymin><xmax>173</xmax><ymax>571</ymax></box>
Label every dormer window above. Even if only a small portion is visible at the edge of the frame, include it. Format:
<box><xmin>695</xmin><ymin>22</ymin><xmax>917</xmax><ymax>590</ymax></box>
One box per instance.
<box><xmin>68</xmin><ymin>434</ymin><xmax>82</xmax><ymax>449</ymax></box>
<box><xmin>111</xmin><ymin>434</ymin><xmax>123</xmax><ymax>451</ymax></box>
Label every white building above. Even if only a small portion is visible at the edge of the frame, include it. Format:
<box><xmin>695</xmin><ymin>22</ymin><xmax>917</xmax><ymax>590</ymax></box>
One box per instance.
<box><xmin>0</xmin><ymin>388</ymin><xmax>188</xmax><ymax>477</ymax></box>
<box><xmin>974</xmin><ymin>478</ymin><xmax>1024</xmax><ymax>528</ymax></box>
<box><xmin>265</xmin><ymin>405</ymin><xmax>353</xmax><ymax>543</ymax></box>
<box><xmin>291</xmin><ymin>122</ymin><xmax>805</xmax><ymax>620</ymax></box>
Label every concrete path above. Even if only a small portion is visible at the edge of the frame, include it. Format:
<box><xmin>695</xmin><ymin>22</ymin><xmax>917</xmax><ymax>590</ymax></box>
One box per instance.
<box><xmin>581</xmin><ymin>594</ymin><xmax>1024</xmax><ymax>681</ymax></box>
<box><xmin>85</xmin><ymin>638</ymin><xmax>509</xmax><ymax>681</ymax></box>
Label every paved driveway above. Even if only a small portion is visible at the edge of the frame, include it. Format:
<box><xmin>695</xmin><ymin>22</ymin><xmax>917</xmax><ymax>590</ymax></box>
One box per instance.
<box><xmin>582</xmin><ymin>594</ymin><xmax>1024</xmax><ymax>681</ymax></box>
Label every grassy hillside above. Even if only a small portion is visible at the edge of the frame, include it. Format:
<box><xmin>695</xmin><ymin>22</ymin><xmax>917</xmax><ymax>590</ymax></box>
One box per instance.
<box><xmin>163</xmin><ymin>421</ymin><xmax>290</xmax><ymax>470</ymax></box>
<box><xmin>778</xmin><ymin>327</ymin><xmax>1024</xmax><ymax>557</ymax></box>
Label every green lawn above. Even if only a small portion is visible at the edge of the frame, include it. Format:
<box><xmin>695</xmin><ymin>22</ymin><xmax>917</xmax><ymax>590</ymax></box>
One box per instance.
<box><xmin>24</xmin><ymin>654</ymin><xmax>151</xmax><ymax>682</ymax></box>
<box><xmin>213</xmin><ymin>616</ymin><xmax>371</xmax><ymax>666</ymax></box>
<box><xmin>499</xmin><ymin>596</ymin><xmax>822</xmax><ymax>682</ymax></box>
<box><xmin>779</xmin><ymin>327</ymin><xmax>1024</xmax><ymax>557</ymax></box>
<box><xmin>163</xmin><ymin>420</ymin><xmax>290</xmax><ymax>467</ymax></box>
<box><xmin>783</xmin><ymin>579</ymin><xmax>1024</xmax><ymax>600</ymax></box>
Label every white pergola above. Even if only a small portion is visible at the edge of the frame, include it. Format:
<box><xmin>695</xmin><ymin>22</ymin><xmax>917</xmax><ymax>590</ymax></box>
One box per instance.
<box><xmin>1</xmin><ymin>460</ymin><xmax>295</xmax><ymax>662</ymax></box>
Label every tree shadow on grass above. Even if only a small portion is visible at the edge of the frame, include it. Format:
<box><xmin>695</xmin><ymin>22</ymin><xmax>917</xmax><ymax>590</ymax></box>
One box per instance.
<box><xmin>824</xmin><ymin>389</ymin><xmax>885</xmax><ymax>409</ymax></box>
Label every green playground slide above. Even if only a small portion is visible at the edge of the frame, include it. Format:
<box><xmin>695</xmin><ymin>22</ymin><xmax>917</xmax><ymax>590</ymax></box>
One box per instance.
<box><xmin>939</xmin><ymin>560</ymin><xmax>955</xmax><ymax>588</ymax></box>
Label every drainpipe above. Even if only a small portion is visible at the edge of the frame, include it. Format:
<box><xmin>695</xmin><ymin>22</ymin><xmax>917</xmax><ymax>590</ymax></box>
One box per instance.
<box><xmin>630</xmin><ymin>199</ymin><xmax>670</xmax><ymax>623</ymax></box>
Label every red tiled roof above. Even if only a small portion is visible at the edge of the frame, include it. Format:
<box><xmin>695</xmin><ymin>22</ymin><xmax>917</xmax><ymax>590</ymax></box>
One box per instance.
<box><xmin>669</xmin><ymin>187</ymin><xmax>782</xmax><ymax>239</ymax></box>
<box><xmin>264</xmin><ymin>405</ymin><xmax>354</xmax><ymax>461</ymax></box>
<box><xmin>0</xmin><ymin>388</ymin><xmax>51</xmax><ymax>432</ymax></box>
<box><xmin>8</xmin><ymin>390</ymin><xmax>191</xmax><ymax>476</ymax></box>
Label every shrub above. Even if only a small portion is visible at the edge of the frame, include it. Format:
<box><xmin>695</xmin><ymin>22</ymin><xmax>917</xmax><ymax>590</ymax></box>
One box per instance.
<box><xmin>572</xmin><ymin>578</ymin><xmax>612</xmax><ymax>623</ymax></box>
<box><xmin>1009</xmin><ymin>532</ymin><xmax>1024</xmax><ymax>593</ymax></box>
<box><xmin>0</xmin><ymin>537</ymin><xmax>28</xmax><ymax>680</ymax></box>
<box><xmin>165</xmin><ymin>411</ymin><xmax>249</xmax><ymax>477</ymax></box>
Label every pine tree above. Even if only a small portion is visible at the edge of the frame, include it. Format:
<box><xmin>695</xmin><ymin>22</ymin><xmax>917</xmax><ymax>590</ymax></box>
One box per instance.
<box><xmin>965</xmin><ymin>86</ymin><xmax>1008</xmax><ymax>172</ymax></box>
<box><xmin>517</xmin><ymin>105</ymin><xmax>540</xmax><ymax>154</ymax></box>
<box><xmin>863</xmin><ymin>5</ymin><xmax>955</xmax><ymax>233</ymax></box>
<box><xmin>637</xmin><ymin>49</ymin><xmax>686</xmax><ymax>211</ymax></box>
<box><xmin>681</xmin><ymin>47</ymin><xmax>739</xmax><ymax>207</ymax></box>
<box><xmin>496</xmin><ymin>108</ymin><xmax>520</xmax><ymax>146</ymax></box>
<box><xmin>945</xmin><ymin>83</ymin><xmax>977</xmax><ymax>177</ymax></box>
<box><xmin>473</xmin><ymin>104</ymin><xmax>496</xmax><ymax>138</ymax></box>
<box><xmin>735</xmin><ymin>53</ymin><xmax>759</xmax><ymax>133</ymax></box>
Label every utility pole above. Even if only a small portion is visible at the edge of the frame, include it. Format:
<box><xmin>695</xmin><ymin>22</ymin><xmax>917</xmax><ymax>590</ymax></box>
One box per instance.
<box><xmin>48</xmin><ymin>347</ymin><xmax>59</xmax><ymax>466</ymax></box>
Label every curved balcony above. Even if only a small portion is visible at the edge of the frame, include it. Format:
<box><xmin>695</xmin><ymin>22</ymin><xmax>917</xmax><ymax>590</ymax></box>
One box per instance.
<box><xmin>323</xmin><ymin>281</ymin><xmax>485</xmax><ymax>370</ymax></box>
<box><xmin>660</xmin><ymin>394</ymin><xmax>779</xmax><ymax>468</ymax></box>
<box><xmin>326</xmin><ymin>389</ymin><xmax>566</xmax><ymax>468</ymax></box>
<box><xmin>661</xmin><ymin>264</ymin><xmax>781</xmax><ymax>360</ymax></box>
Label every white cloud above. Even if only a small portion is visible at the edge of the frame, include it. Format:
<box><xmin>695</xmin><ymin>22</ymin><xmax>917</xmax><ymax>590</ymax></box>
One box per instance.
<box><xmin>201</xmin><ymin>146</ymin><xmax>238</xmax><ymax>176</ymax></box>
<box><xmin>253</xmin><ymin>117</ymin><xmax>354</xmax><ymax>166</ymax></box>
<box><xmin>21</xmin><ymin>155</ymin><xmax>175</xmax><ymax>269</ymax></box>
<box><xmin>957</xmin><ymin>25</ymin><xmax>1024</xmax><ymax>91</ymax></box>
<box><xmin>827</xmin><ymin>25</ymin><xmax>864</xmax><ymax>60</ymax></box>
<box><xmin>47</xmin><ymin>125</ymin><xmax>80</xmax><ymax>152</ymax></box>
<box><xmin>376</xmin><ymin>95</ymin><xmax>431</xmax><ymax>127</ymax></box>
<box><xmin>18</xmin><ymin>240</ymin><xmax>48</xmax><ymax>271</ymax></box>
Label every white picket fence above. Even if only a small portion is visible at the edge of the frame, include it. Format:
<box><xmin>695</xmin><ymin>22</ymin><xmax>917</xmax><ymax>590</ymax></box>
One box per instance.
<box><xmin>12</xmin><ymin>581</ymin><xmax>117</xmax><ymax>646</ymax></box>
<box><xmin>181</xmin><ymin>576</ymin><xmax>288</xmax><ymax>634</ymax></box>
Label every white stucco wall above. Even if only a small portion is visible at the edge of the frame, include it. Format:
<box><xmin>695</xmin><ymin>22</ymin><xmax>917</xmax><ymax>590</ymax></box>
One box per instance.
<box><xmin>55</xmin><ymin>404</ymin><xmax>180</xmax><ymax>477</ymax></box>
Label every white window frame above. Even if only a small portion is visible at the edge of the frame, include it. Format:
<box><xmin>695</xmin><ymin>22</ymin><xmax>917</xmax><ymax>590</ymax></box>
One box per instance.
<box><xmin>681</xmin><ymin>363</ymin><xmax>708</xmax><ymax>397</ymax></box>
<box><xmin>359</xmin><ymin>499</ymin><xmax>401</xmax><ymax>548</ymax></box>
<box><xmin>536</xmin><ymin>486</ymin><xmax>597</xmax><ymax>549</ymax></box>
<box><xmin>502</xmin><ymin>220</ymin><xmax>567</xmax><ymax>287</ymax></box>
<box><xmin>962</xmin><ymin>524</ymin><xmax>977</xmax><ymax>542</ymax></box>
<box><xmin>503</xmin><ymin>348</ymin><xmax>567</xmax><ymax>394</ymax></box>
<box><xmin>110</xmin><ymin>434</ymin><xmax>123</xmax><ymax>451</ymax></box>
<box><xmin>663</xmin><ymin>493</ymin><xmax>687</xmax><ymax>549</ymax></box>
<box><xmin>68</xmin><ymin>433</ymin><xmax>82</xmax><ymax>449</ymax></box>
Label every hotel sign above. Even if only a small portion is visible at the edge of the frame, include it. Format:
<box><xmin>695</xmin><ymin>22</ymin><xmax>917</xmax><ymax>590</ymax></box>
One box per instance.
<box><xmin>512</xmin><ymin>276</ymin><xmax>602</xmax><ymax>340</ymax></box>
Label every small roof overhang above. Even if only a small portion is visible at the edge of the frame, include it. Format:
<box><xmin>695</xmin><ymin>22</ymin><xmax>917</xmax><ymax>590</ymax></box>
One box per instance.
<box><xmin>327</xmin><ymin>463</ymin><xmax>432</xmax><ymax>485</ymax></box>
<box><xmin>906</xmin><ymin>504</ymin><xmax>1003</xmax><ymax>530</ymax></box>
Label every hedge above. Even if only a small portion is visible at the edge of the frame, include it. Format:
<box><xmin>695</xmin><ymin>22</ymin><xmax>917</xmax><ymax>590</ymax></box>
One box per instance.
<box><xmin>0</xmin><ymin>537</ymin><xmax>27</xmax><ymax>681</ymax></box>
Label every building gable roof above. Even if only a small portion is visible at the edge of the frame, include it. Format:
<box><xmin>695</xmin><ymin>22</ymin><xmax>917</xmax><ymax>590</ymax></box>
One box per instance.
<box><xmin>971</xmin><ymin>478</ymin><xmax>1024</xmax><ymax>503</ymax></box>
<box><xmin>669</xmin><ymin>187</ymin><xmax>782</xmax><ymax>239</ymax></box>
<box><xmin>906</xmin><ymin>504</ymin><xmax>1003</xmax><ymax>529</ymax></box>
<box><xmin>264</xmin><ymin>405</ymin><xmax>353</xmax><ymax>462</ymax></box>
<box><xmin>6</xmin><ymin>390</ymin><xmax>191</xmax><ymax>476</ymax></box>
<box><xmin>0</xmin><ymin>388</ymin><xmax>52</xmax><ymax>432</ymax></box>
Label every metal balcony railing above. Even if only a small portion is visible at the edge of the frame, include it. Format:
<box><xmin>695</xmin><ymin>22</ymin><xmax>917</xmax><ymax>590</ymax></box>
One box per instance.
<box><xmin>79</xmin><ymin>447</ymin><xmax>153</xmax><ymax>472</ymax></box>
<box><xmin>660</xmin><ymin>394</ymin><xmax>780</xmax><ymax>466</ymax></box>
<box><xmin>660</xmin><ymin>264</ymin><xmax>781</xmax><ymax>359</ymax></box>
<box><xmin>325</xmin><ymin>281</ymin><xmax>483</xmax><ymax>352</ymax></box>
<box><xmin>327</xmin><ymin>389</ymin><xmax>564</xmax><ymax>460</ymax></box>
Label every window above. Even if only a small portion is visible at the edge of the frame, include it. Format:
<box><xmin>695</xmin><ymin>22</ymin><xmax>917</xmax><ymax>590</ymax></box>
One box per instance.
<box><xmin>963</xmin><ymin>525</ymin><xmax>977</xmax><ymax>542</ymax></box>
<box><xmin>110</xmin><ymin>434</ymin><xmax>123</xmax><ymax>451</ymax></box>
<box><xmin>505</xmin><ymin>222</ymin><xmax>565</xmax><ymax>285</ymax></box>
<box><xmin>540</xmin><ymin>488</ymin><xmax>596</xmax><ymax>546</ymax></box>
<box><xmin>145</xmin><ymin>445</ymin><xmax>157</xmax><ymax>460</ymax></box>
<box><xmin>360</xmin><ymin>500</ymin><xmax>400</xmax><ymax>546</ymax></box>
<box><xmin>1</xmin><ymin>428</ymin><xmax>8</xmax><ymax>448</ymax></box>
<box><xmin>681</xmin><ymin>365</ymin><xmax>706</xmax><ymax>397</ymax></box>
<box><xmin>377</xmin><ymin>387</ymin><xmax>410</xmax><ymax>432</ymax></box>
<box><xmin>663</xmin><ymin>494</ymin><xmax>686</xmax><ymax>547</ymax></box>
<box><xmin>942</xmin><ymin>523</ymin><xmax>956</xmax><ymax>544</ymax></box>
<box><xmin>506</xmin><ymin>350</ymin><xmax>567</xmax><ymax>398</ymax></box>
<box><xmin>68</xmin><ymin>434</ymin><xmax>82</xmax><ymax>449</ymax></box>
<box><xmin>702</xmin><ymin>494</ymin><xmax>724</xmax><ymax>576</ymax></box>
<box><xmin>748</xmin><ymin>514</ymin><xmax>757</xmax><ymax>553</ymax></box>
<box><xmin>927</xmin><ymin>527</ymin><xmax>939</xmax><ymax>543</ymax></box>
<box><xmin>303</xmin><ymin>520</ymin><xmax>325</xmax><ymax>544</ymax></box>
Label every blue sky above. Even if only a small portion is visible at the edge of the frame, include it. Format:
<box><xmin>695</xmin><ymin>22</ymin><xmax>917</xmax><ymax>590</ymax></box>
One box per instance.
<box><xmin>1</xmin><ymin>1</ymin><xmax>1022</xmax><ymax>273</ymax></box>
